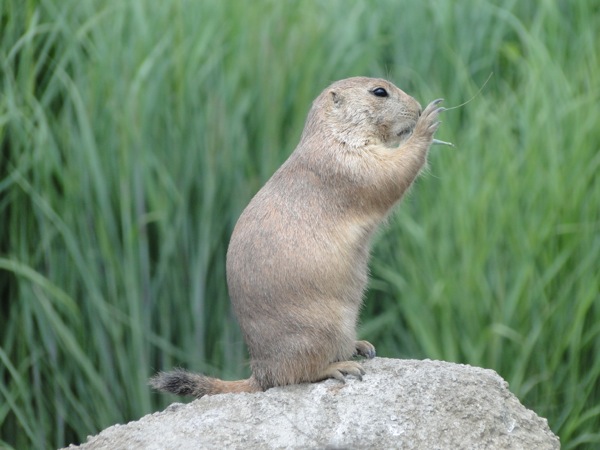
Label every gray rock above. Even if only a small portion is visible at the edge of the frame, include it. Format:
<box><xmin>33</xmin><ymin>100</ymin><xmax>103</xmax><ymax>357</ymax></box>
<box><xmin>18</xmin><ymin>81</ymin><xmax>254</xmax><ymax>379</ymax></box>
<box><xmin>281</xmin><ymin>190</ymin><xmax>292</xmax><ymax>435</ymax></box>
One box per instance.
<box><xmin>65</xmin><ymin>358</ymin><xmax>560</xmax><ymax>449</ymax></box>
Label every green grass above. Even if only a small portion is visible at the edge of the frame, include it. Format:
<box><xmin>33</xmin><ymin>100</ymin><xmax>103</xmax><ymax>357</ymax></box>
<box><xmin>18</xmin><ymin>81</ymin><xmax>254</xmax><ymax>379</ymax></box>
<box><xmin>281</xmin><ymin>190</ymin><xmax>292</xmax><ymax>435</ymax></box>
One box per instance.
<box><xmin>1</xmin><ymin>0</ymin><xmax>599</xmax><ymax>448</ymax></box>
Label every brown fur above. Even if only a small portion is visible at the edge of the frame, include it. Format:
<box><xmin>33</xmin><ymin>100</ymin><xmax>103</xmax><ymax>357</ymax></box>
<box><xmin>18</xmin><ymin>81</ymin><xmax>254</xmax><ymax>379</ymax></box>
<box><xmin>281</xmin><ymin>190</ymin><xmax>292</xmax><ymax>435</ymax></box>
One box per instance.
<box><xmin>150</xmin><ymin>77</ymin><xmax>444</xmax><ymax>397</ymax></box>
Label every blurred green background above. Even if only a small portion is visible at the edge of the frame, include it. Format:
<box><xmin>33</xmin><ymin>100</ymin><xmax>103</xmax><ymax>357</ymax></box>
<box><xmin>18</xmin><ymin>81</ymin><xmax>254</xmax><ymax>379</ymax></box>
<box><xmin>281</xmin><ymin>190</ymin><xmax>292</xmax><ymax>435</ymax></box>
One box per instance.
<box><xmin>1</xmin><ymin>0</ymin><xmax>599</xmax><ymax>448</ymax></box>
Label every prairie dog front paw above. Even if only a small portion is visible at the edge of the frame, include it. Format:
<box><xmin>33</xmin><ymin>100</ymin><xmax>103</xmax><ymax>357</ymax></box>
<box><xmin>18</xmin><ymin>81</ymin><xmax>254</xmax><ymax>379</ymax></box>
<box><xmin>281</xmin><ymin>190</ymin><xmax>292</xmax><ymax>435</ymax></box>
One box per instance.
<box><xmin>412</xmin><ymin>98</ymin><xmax>444</xmax><ymax>144</ymax></box>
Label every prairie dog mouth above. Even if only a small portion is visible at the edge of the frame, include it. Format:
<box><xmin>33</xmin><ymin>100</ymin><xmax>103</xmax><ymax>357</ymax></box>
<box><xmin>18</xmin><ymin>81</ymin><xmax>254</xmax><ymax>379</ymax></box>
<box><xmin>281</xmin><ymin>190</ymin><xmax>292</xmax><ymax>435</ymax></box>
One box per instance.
<box><xmin>396</xmin><ymin>125</ymin><xmax>414</xmax><ymax>141</ymax></box>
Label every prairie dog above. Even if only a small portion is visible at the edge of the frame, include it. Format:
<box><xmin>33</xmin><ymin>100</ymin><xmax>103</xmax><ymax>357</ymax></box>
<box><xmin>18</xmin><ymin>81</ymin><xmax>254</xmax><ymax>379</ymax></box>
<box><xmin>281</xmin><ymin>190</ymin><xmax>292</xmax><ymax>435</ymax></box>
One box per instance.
<box><xmin>150</xmin><ymin>77</ymin><xmax>444</xmax><ymax>397</ymax></box>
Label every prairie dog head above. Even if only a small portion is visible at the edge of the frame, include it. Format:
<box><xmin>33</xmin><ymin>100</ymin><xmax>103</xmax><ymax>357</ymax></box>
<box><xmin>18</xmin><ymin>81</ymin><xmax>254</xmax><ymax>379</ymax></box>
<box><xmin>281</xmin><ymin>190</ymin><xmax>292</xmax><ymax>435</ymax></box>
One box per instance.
<box><xmin>300</xmin><ymin>77</ymin><xmax>422</xmax><ymax>149</ymax></box>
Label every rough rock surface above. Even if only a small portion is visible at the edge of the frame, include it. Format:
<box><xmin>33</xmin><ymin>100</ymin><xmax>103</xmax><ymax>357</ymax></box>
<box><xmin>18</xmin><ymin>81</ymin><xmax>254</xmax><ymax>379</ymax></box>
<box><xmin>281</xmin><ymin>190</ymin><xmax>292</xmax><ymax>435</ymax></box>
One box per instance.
<box><xmin>66</xmin><ymin>358</ymin><xmax>560</xmax><ymax>449</ymax></box>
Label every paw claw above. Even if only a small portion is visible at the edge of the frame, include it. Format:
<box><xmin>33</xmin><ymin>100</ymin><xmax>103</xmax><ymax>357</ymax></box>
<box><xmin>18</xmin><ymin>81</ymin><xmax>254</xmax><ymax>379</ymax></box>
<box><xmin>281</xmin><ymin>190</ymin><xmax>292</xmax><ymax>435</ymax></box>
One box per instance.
<box><xmin>320</xmin><ymin>361</ymin><xmax>366</xmax><ymax>383</ymax></box>
<box><xmin>331</xmin><ymin>371</ymin><xmax>346</xmax><ymax>383</ymax></box>
<box><xmin>354</xmin><ymin>340</ymin><xmax>376</xmax><ymax>359</ymax></box>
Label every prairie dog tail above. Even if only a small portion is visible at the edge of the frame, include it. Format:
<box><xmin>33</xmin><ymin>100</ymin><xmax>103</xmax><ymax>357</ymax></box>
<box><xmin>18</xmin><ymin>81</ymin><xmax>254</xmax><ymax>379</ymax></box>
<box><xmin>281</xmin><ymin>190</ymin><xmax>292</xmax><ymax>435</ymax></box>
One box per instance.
<box><xmin>149</xmin><ymin>368</ymin><xmax>261</xmax><ymax>398</ymax></box>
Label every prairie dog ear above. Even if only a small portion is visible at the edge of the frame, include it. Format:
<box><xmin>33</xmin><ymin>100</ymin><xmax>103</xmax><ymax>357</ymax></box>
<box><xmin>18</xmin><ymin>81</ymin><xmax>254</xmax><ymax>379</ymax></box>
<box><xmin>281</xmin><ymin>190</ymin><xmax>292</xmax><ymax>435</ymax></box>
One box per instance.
<box><xmin>330</xmin><ymin>90</ymin><xmax>343</xmax><ymax>107</ymax></box>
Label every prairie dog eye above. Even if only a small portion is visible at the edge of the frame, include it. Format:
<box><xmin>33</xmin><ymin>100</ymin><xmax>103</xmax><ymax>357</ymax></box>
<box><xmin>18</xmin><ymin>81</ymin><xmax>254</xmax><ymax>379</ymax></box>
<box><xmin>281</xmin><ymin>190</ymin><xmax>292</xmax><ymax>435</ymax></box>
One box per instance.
<box><xmin>372</xmin><ymin>87</ymin><xmax>389</xmax><ymax>97</ymax></box>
